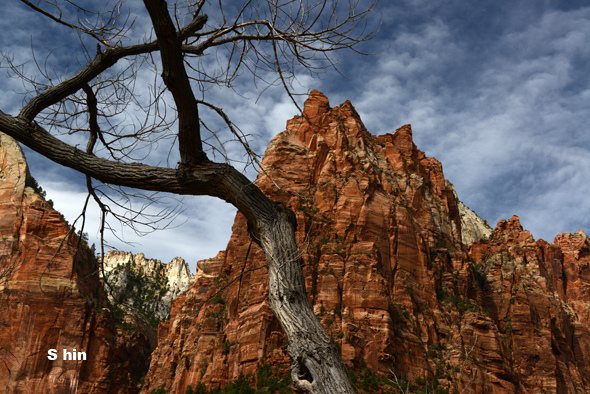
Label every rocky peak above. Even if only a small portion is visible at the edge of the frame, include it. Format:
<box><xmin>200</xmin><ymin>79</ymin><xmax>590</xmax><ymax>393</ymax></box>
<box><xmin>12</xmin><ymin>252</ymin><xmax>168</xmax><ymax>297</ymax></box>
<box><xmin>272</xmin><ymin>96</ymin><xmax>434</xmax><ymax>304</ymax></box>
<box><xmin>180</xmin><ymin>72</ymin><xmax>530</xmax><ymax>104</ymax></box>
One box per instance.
<box><xmin>142</xmin><ymin>91</ymin><xmax>473</xmax><ymax>392</ymax></box>
<box><xmin>142</xmin><ymin>91</ymin><xmax>590</xmax><ymax>393</ymax></box>
<box><xmin>286</xmin><ymin>89</ymin><xmax>372</xmax><ymax>153</ymax></box>
<box><xmin>446</xmin><ymin>180</ymin><xmax>493</xmax><ymax>245</ymax></box>
<box><xmin>493</xmin><ymin>214</ymin><xmax>534</xmax><ymax>243</ymax></box>
<box><xmin>101</xmin><ymin>250</ymin><xmax>194</xmax><ymax>324</ymax></box>
<box><xmin>301</xmin><ymin>89</ymin><xmax>331</xmax><ymax>122</ymax></box>
<box><xmin>387</xmin><ymin>123</ymin><xmax>415</xmax><ymax>158</ymax></box>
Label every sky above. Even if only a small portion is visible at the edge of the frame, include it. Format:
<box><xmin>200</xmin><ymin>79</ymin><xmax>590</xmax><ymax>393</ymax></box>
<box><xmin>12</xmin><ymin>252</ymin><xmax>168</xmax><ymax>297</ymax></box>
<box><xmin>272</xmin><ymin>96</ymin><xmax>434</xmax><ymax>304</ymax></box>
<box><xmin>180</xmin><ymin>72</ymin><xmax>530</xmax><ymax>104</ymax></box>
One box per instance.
<box><xmin>0</xmin><ymin>1</ymin><xmax>589</xmax><ymax>272</ymax></box>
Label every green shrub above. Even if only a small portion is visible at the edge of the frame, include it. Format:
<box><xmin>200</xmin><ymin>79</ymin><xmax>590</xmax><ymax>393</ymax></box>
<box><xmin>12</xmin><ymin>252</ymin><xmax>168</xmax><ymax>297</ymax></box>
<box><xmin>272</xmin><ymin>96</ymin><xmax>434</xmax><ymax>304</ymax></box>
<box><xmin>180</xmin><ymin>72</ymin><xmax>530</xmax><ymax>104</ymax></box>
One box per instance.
<box><xmin>221</xmin><ymin>340</ymin><xmax>235</xmax><ymax>353</ymax></box>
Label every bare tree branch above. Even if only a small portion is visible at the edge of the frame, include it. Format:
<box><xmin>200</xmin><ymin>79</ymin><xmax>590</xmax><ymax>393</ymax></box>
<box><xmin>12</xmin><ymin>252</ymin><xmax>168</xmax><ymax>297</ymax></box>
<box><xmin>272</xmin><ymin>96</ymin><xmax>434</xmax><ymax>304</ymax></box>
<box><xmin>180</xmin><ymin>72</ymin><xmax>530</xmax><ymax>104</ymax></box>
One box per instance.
<box><xmin>0</xmin><ymin>1</ymin><xmax>380</xmax><ymax>392</ymax></box>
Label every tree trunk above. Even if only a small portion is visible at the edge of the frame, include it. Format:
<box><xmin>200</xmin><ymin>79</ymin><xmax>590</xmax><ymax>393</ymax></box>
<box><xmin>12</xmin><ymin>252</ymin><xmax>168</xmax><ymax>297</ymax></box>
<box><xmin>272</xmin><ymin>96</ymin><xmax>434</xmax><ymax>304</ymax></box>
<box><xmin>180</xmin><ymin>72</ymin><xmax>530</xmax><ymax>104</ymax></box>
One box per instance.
<box><xmin>182</xmin><ymin>163</ymin><xmax>356</xmax><ymax>393</ymax></box>
<box><xmin>261</xmin><ymin>211</ymin><xmax>355</xmax><ymax>393</ymax></box>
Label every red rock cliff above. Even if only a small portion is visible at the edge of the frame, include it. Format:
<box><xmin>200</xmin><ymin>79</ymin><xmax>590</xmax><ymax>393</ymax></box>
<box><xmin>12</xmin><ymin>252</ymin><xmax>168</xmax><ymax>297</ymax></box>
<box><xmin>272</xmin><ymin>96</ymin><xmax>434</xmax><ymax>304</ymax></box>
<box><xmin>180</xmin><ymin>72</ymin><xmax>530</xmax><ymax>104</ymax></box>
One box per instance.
<box><xmin>0</xmin><ymin>132</ymin><xmax>151</xmax><ymax>393</ymax></box>
<box><xmin>142</xmin><ymin>91</ymin><xmax>590</xmax><ymax>393</ymax></box>
<box><xmin>466</xmin><ymin>217</ymin><xmax>590</xmax><ymax>392</ymax></box>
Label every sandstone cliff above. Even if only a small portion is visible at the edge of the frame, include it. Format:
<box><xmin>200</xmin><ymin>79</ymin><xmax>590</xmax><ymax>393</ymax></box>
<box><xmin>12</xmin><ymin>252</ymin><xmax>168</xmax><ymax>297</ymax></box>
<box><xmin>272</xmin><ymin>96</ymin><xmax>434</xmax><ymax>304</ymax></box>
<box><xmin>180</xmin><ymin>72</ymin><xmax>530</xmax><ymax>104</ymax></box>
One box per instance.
<box><xmin>466</xmin><ymin>217</ymin><xmax>590</xmax><ymax>392</ymax></box>
<box><xmin>141</xmin><ymin>91</ymin><xmax>590</xmax><ymax>394</ymax></box>
<box><xmin>0</xmin><ymin>132</ymin><xmax>151</xmax><ymax>393</ymax></box>
<box><xmin>101</xmin><ymin>251</ymin><xmax>194</xmax><ymax>326</ymax></box>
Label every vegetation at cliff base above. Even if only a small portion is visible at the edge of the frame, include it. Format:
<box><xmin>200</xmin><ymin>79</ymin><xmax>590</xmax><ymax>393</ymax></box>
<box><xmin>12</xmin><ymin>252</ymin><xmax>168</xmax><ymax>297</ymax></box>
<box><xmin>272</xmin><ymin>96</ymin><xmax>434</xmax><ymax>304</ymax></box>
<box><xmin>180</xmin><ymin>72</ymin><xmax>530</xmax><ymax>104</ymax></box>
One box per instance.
<box><xmin>108</xmin><ymin>259</ymin><xmax>169</xmax><ymax>330</ymax></box>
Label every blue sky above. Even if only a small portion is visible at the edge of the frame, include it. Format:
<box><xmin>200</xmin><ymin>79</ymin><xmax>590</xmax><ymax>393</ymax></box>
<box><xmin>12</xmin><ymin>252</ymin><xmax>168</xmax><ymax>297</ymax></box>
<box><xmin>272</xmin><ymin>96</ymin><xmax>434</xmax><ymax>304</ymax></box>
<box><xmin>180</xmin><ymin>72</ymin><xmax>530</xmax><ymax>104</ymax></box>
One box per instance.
<box><xmin>1</xmin><ymin>1</ymin><xmax>589</xmax><ymax>271</ymax></box>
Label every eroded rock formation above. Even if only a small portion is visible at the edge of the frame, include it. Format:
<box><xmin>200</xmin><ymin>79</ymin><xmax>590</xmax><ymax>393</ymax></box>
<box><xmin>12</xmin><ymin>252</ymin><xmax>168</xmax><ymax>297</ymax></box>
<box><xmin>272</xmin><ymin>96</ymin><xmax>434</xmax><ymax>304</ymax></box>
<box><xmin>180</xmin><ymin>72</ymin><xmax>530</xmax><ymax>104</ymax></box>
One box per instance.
<box><xmin>142</xmin><ymin>91</ymin><xmax>590</xmax><ymax>394</ymax></box>
<box><xmin>0</xmin><ymin>132</ymin><xmax>151</xmax><ymax>393</ymax></box>
<box><xmin>2</xmin><ymin>88</ymin><xmax>587</xmax><ymax>393</ymax></box>
<box><xmin>101</xmin><ymin>251</ymin><xmax>194</xmax><ymax>324</ymax></box>
<box><xmin>465</xmin><ymin>217</ymin><xmax>590</xmax><ymax>392</ymax></box>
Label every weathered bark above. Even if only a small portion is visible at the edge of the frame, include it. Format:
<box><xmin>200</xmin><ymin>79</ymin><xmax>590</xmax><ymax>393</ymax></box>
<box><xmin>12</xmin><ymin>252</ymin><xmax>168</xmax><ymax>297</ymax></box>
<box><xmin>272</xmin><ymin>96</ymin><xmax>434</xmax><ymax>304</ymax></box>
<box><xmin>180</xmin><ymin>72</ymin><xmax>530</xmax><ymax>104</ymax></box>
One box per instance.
<box><xmin>261</xmin><ymin>212</ymin><xmax>356</xmax><ymax>392</ymax></box>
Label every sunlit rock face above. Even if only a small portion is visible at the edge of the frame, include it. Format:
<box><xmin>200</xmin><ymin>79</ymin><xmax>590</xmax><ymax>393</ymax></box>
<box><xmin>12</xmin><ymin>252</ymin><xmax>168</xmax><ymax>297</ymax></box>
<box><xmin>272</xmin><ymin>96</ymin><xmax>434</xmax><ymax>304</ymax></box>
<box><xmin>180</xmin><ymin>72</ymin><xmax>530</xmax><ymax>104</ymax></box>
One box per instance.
<box><xmin>0</xmin><ymin>132</ymin><xmax>151</xmax><ymax>394</ymax></box>
<box><xmin>142</xmin><ymin>92</ymin><xmax>590</xmax><ymax>393</ymax></box>
<box><xmin>467</xmin><ymin>217</ymin><xmax>590</xmax><ymax>393</ymax></box>
<box><xmin>101</xmin><ymin>251</ymin><xmax>194</xmax><ymax>324</ymax></box>
<box><xmin>446</xmin><ymin>180</ymin><xmax>493</xmax><ymax>245</ymax></box>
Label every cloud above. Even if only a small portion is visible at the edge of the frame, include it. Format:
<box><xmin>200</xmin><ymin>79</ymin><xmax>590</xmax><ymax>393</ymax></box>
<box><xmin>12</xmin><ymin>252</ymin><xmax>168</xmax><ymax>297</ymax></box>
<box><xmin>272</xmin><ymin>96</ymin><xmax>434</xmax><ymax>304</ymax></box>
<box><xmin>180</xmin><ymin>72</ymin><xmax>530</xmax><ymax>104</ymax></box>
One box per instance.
<box><xmin>43</xmin><ymin>178</ymin><xmax>238</xmax><ymax>272</ymax></box>
<box><xmin>3</xmin><ymin>1</ymin><xmax>590</xmax><ymax>265</ymax></box>
<box><xmin>339</xmin><ymin>3</ymin><xmax>590</xmax><ymax>241</ymax></box>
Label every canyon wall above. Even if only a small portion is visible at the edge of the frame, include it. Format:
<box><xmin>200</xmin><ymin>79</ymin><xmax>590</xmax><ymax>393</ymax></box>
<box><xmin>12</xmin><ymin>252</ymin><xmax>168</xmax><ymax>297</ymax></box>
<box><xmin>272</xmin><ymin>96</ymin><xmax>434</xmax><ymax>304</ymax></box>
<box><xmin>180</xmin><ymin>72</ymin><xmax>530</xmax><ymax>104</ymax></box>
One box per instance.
<box><xmin>0</xmin><ymin>132</ymin><xmax>151</xmax><ymax>394</ymax></box>
<box><xmin>142</xmin><ymin>91</ymin><xmax>590</xmax><ymax>393</ymax></box>
<box><xmin>1</xmin><ymin>88</ymin><xmax>588</xmax><ymax>393</ymax></box>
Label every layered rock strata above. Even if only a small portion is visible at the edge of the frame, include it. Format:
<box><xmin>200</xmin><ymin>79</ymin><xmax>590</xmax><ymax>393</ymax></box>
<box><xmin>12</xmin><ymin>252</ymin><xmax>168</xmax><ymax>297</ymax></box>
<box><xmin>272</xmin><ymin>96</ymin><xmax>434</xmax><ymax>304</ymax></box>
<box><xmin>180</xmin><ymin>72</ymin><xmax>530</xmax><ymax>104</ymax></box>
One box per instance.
<box><xmin>142</xmin><ymin>91</ymin><xmax>590</xmax><ymax>393</ymax></box>
<box><xmin>465</xmin><ymin>217</ymin><xmax>590</xmax><ymax>392</ymax></box>
<box><xmin>0</xmin><ymin>132</ymin><xmax>151</xmax><ymax>393</ymax></box>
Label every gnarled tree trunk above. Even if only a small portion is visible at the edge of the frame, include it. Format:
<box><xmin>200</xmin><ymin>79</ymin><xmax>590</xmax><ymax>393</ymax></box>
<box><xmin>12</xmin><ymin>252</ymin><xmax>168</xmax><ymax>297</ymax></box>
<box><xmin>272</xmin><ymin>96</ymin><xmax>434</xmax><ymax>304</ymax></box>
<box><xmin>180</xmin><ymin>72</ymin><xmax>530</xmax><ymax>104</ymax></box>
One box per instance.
<box><xmin>0</xmin><ymin>0</ymin><xmax>377</xmax><ymax>390</ymax></box>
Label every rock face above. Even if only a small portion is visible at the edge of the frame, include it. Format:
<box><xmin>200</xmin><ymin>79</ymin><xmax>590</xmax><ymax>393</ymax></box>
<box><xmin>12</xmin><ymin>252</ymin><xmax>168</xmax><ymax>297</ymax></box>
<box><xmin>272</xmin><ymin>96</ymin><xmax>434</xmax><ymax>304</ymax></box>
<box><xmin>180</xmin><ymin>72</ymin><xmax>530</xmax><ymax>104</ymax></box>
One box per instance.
<box><xmin>447</xmin><ymin>180</ymin><xmax>493</xmax><ymax>245</ymax></box>
<box><xmin>101</xmin><ymin>251</ymin><xmax>194</xmax><ymax>324</ymax></box>
<box><xmin>0</xmin><ymin>93</ymin><xmax>585</xmax><ymax>393</ymax></box>
<box><xmin>0</xmin><ymin>132</ymin><xmax>151</xmax><ymax>393</ymax></box>
<box><xmin>142</xmin><ymin>91</ymin><xmax>590</xmax><ymax>393</ymax></box>
<box><xmin>466</xmin><ymin>217</ymin><xmax>590</xmax><ymax>393</ymax></box>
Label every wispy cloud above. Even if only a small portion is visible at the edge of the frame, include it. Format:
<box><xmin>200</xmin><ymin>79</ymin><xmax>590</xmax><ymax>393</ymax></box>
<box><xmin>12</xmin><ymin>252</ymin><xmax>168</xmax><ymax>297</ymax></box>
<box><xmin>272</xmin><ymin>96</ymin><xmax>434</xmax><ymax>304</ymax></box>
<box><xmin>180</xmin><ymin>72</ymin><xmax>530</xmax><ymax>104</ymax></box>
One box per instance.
<box><xmin>2</xmin><ymin>1</ymin><xmax>589</xmax><ymax>265</ymax></box>
<box><xmin>338</xmin><ymin>3</ymin><xmax>590</xmax><ymax>242</ymax></box>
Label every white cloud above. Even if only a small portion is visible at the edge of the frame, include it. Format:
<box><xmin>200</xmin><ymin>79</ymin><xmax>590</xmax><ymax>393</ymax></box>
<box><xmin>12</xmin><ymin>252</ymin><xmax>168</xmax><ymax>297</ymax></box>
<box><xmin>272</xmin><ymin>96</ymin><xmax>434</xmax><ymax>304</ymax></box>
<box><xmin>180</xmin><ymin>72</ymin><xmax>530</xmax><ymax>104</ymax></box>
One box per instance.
<box><xmin>4</xmin><ymin>1</ymin><xmax>590</xmax><ymax>266</ymax></box>
<box><xmin>43</xmin><ymin>179</ymin><xmax>237</xmax><ymax>272</ymax></box>
<box><xmin>348</xmin><ymin>5</ymin><xmax>590</xmax><ymax>241</ymax></box>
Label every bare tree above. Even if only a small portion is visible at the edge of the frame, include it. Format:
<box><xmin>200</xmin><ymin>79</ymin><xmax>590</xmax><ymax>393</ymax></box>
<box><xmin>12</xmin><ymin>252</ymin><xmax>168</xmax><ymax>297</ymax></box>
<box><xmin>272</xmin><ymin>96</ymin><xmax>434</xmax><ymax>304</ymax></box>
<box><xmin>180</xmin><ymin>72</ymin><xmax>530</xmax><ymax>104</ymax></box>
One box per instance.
<box><xmin>0</xmin><ymin>0</ymin><xmax>378</xmax><ymax>392</ymax></box>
